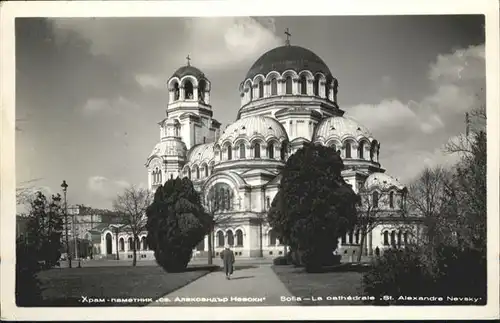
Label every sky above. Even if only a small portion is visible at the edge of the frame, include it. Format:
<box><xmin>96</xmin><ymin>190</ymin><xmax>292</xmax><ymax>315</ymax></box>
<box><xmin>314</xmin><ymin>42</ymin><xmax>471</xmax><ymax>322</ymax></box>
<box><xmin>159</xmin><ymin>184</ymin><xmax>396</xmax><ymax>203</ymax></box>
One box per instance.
<box><xmin>15</xmin><ymin>15</ymin><xmax>486</xmax><ymax>209</ymax></box>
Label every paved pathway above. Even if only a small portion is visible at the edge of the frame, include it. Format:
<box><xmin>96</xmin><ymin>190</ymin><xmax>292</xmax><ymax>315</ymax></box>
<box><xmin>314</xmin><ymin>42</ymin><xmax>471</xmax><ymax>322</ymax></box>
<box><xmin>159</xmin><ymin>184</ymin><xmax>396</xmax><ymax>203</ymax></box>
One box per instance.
<box><xmin>148</xmin><ymin>264</ymin><xmax>298</xmax><ymax>306</ymax></box>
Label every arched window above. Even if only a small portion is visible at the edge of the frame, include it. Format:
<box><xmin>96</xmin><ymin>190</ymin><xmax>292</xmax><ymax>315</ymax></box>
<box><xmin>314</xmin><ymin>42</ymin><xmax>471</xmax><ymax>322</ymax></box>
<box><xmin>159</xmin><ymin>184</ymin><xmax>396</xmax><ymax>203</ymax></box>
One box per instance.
<box><xmin>135</xmin><ymin>237</ymin><xmax>140</xmax><ymax>250</ymax></box>
<box><xmin>210</xmin><ymin>163</ymin><xmax>214</xmax><ymax>174</ymax></box>
<box><xmin>269</xmin><ymin>229</ymin><xmax>277</xmax><ymax>246</ymax></box>
<box><xmin>404</xmin><ymin>231</ymin><xmax>409</xmax><ymax>245</ymax></box>
<box><xmin>280</xmin><ymin>144</ymin><xmax>287</xmax><ymax>160</ymax></box>
<box><xmin>390</xmin><ymin>231</ymin><xmax>396</xmax><ymax>246</ymax></box>
<box><xmin>217</xmin><ymin>231</ymin><xmax>224</xmax><ymax>247</ymax></box>
<box><xmin>397</xmin><ymin>231</ymin><xmax>402</xmax><ymax>246</ymax></box>
<box><xmin>285</xmin><ymin>76</ymin><xmax>293</xmax><ymax>94</ymax></box>
<box><xmin>195</xmin><ymin>166</ymin><xmax>200</xmax><ymax>179</ymax></box>
<box><xmin>383</xmin><ymin>231</ymin><xmax>389</xmax><ymax>246</ymax></box>
<box><xmin>227</xmin><ymin>230</ymin><xmax>234</xmax><ymax>246</ymax></box>
<box><xmin>268</xmin><ymin>143</ymin><xmax>274</xmax><ymax>159</ymax></box>
<box><xmin>258</xmin><ymin>81</ymin><xmax>264</xmax><ymax>98</ymax></box>
<box><xmin>128</xmin><ymin>237</ymin><xmax>133</xmax><ymax>250</ymax></box>
<box><xmin>271</xmin><ymin>78</ymin><xmax>278</xmax><ymax>95</ymax></box>
<box><xmin>355</xmin><ymin>230</ymin><xmax>360</xmax><ymax>244</ymax></box>
<box><xmin>205</xmin><ymin>166</ymin><xmax>209</xmax><ymax>178</ymax></box>
<box><xmin>226</xmin><ymin>144</ymin><xmax>232</xmax><ymax>160</ymax></box>
<box><xmin>345</xmin><ymin>142</ymin><xmax>352</xmax><ymax>158</ymax></box>
<box><xmin>170</xmin><ymin>173</ymin><xmax>174</xmax><ymax>180</ymax></box>
<box><xmin>141</xmin><ymin>237</ymin><xmax>147</xmax><ymax>250</ymax></box>
<box><xmin>341</xmin><ymin>234</ymin><xmax>346</xmax><ymax>244</ymax></box>
<box><xmin>373</xmin><ymin>191</ymin><xmax>379</xmax><ymax>208</ymax></box>
<box><xmin>173</xmin><ymin>82</ymin><xmax>180</xmax><ymax>101</ymax></box>
<box><xmin>325</xmin><ymin>79</ymin><xmax>332</xmax><ymax>100</ymax></box>
<box><xmin>300</xmin><ymin>75</ymin><xmax>307</xmax><ymax>94</ymax></box>
<box><xmin>239</xmin><ymin>143</ymin><xmax>246</xmax><ymax>159</ymax></box>
<box><xmin>254</xmin><ymin>143</ymin><xmax>261</xmax><ymax>158</ymax></box>
<box><xmin>187</xmin><ymin>167</ymin><xmax>191</xmax><ymax>179</ymax></box>
<box><xmin>389</xmin><ymin>192</ymin><xmax>394</xmax><ymax>208</ymax></box>
<box><xmin>266</xmin><ymin>197</ymin><xmax>271</xmax><ymax>209</ymax></box>
<box><xmin>313</xmin><ymin>75</ymin><xmax>320</xmax><ymax>96</ymax></box>
<box><xmin>236</xmin><ymin>229</ymin><xmax>243</xmax><ymax>246</ymax></box>
<box><xmin>198</xmin><ymin>80</ymin><xmax>206</xmax><ymax>103</ymax></box>
<box><xmin>119</xmin><ymin>238</ymin><xmax>125</xmax><ymax>251</ymax></box>
<box><xmin>184</xmin><ymin>80</ymin><xmax>194</xmax><ymax>99</ymax></box>
<box><xmin>330</xmin><ymin>143</ymin><xmax>337</xmax><ymax>152</ymax></box>
<box><xmin>349</xmin><ymin>231</ymin><xmax>354</xmax><ymax>244</ymax></box>
<box><xmin>358</xmin><ymin>142</ymin><xmax>365</xmax><ymax>159</ymax></box>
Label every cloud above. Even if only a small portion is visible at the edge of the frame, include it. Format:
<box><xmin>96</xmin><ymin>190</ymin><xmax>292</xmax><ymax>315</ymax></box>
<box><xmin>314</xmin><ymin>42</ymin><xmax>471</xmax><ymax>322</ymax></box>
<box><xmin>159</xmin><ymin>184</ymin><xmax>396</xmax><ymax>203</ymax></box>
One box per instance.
<box><xmin>347</xmin><ymin>44</ymin><xmax>485</xmax><ymax>183</ymax></box>
<box><xmin>87</xmin><ymin>176</ymin><xmax>130</xmax><ymax>199</ymax></box>
<box><xmin>52</xmin><ymin>17</ymin><xmax>281</xmax><ymax>76</ymax></box>
<box><xmin>135</xmin><ymin>74</ymin><xmax>165</xmax><ymax>89</ymax></box>
<box><xmin>83</xmin><ymin>96</ymin><xmax>140</xmax><ymax>115</ymax></box>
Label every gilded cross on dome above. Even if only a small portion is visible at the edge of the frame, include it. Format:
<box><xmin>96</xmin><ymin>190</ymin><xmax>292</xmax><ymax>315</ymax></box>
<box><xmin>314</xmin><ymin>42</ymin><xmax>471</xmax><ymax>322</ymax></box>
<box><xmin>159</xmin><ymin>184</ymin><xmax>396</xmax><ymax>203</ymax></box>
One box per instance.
<box><xmin>284</xmin><ymin>28</ymin><xmax>291</xmax><ymax>46</ymax></box>
<box><xmin>186</xmin><ymin>54</ymin><xmax>191</xmax><ymax>66</ymax></box>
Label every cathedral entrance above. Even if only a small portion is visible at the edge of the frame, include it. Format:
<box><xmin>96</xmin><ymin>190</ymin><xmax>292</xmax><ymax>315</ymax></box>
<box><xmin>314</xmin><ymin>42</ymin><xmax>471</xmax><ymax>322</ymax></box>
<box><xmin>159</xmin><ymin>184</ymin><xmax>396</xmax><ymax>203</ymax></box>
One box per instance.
<box><xmin>105</xmin><ymin>233</ymin><xmax>112</xmax><ymax>255</ymax></box>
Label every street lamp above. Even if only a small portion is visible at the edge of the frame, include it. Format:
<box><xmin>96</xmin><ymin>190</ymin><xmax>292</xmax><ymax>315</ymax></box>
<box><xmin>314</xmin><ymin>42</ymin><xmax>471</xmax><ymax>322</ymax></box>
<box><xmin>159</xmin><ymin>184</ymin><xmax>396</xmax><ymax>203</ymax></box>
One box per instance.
<box><xmin>61</xmin><ymin>180</ymin><xmax>71</xmax><ymax>268</ymax></box>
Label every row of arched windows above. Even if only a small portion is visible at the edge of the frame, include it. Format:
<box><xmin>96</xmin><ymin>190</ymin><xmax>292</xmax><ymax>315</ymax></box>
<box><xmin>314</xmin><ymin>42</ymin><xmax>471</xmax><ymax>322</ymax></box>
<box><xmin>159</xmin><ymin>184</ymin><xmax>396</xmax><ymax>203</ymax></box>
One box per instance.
<box><xmin>171</xmin><ymin>79</ymin><xmax>208</xmax><ymax>103</ymax></box>
<box><xmin>184</xmin><ymin>163</ymin><xmax>214</xmax><ymax>180</ymax></box>
<box><xmin>326</xmin><ymin>141</ymin><xmax>374</xmax><ymax>160</ymax></box>
<box><xmin>152</xmin><ymin>168</ymin><xmax>162</xmax><ymax>184</ymax></box>
<box><xmin>341</xmin><ymin>230</ymin><xmax>361</xmax><ymax>245</ymax></box>
<box><xmin>216</xmin><ymin>229</ymin><xmax>244</xmax><ymax>247</ymax></box>
<box><xmin>221</xmin><ymin>142</ymin><xmax>287</xmax><ymax>161</ymax></box>
<box><xmin>245</xmin><ymin>75</ymin><xmax>334</xmax><ymax>102</ymax></box>
<box><xmin>371</xmin><ymin>191</ymin><xmax>395</xmax><ymax>208</ymax></box>
<box><xmin>208</xmin><ymin>184</ymin><xmax>233</xmax><ymax>211</ymax></box>
<box><xmin>118</xmin><ymin>236</ymin><xmax>148</xmax><ymax>251</ymax></box>
<box><xmin>383</xmin><ymin>230</ymin><xmax>410</xmax><ymax>246</ymax></box>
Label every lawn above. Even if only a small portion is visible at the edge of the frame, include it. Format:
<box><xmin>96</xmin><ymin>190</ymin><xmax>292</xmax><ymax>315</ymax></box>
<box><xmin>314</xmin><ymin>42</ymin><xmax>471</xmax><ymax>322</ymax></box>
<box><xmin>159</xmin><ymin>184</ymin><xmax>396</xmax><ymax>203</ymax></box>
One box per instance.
<box><xmin>272</xmin><ymin>265</ymin><xmax>367</xmax><ymax>306</ymax></box>
<box><xmin>34</xmin><ymin>264</ymin><xmax>217</xmax><ymax>307</ymax></box>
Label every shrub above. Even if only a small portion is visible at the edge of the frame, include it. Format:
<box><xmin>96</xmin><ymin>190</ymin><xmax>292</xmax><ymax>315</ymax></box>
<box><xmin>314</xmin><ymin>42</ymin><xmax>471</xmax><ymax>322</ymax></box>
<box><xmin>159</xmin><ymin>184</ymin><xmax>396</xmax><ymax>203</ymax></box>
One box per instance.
<box><xmin>363</xmin><ymin>246</ymin><xmax>487</xmax><ymax>305</ymax></box>
<box><xmin>16</xmin><ymin>238</ymin><xmax>43</xmax><ymax>306</ymax></box>
<box><xmin>267</xmin><ymin>144</ymin><xmax>358</xmax><ymax>272</ymax></box>
<box><xmin>273</xmin><ymin>256</ymin><xmax>288</xmax><ymax>266</ymax></box>
<box><xmin>146</xmin><ymin>178</ymin><xmax>211</xmax><ymax>272</ymax></box>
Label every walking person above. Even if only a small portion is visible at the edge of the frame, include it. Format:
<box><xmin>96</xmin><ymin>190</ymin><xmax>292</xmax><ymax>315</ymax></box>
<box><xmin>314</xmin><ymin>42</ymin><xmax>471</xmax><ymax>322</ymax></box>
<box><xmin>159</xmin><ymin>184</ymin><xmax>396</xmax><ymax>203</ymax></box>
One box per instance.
<box><xmin>220</xmin><ymin>244</ymin><xmax>235</xmax><ymax>280</ymax></box>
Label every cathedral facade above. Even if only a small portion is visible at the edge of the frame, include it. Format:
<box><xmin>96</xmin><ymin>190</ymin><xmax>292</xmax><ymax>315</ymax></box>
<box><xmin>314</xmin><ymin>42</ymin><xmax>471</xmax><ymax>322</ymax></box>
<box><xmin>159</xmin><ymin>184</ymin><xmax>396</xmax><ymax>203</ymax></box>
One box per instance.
<box><xmin>91</xmin><ymin>38</ymin><xmax>421</xmax><ymax>261</ymax></box>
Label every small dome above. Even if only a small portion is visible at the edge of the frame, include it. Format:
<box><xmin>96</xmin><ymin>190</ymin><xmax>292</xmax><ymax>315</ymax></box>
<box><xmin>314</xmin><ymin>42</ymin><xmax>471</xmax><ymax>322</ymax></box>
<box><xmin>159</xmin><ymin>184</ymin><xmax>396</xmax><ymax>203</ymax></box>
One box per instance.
<box><xmin>148</xmin><ymin>139</ymin><xmax>187</xmax><ymax>160</ymax></box>
<box><xmin>217</xmin><ymin>115</ymin><xmax>288</xmax><ymax>145</ymax></box>
<box><xmin>187</xmin><ymin>143</ymin><xmax>215</xmax><ymax>164</ymax></box>
<box><xmin>364</xmin><ymin>172</ymin><xmax>405</xmax><ymax>191</ymax></box>
<box><xmin>314</xmin><ymin>116</ymin><xmax>372</xmax><ymax>141</ymax></box>
<box><xmin>245</xmin><ymin>45</ymin><xmax>332</xmax><ymax>81</ymax></box>
<box><xmin>172</xmin><ymin>65</ymin><xmax>205</xmax><ymax>79</ymax></box>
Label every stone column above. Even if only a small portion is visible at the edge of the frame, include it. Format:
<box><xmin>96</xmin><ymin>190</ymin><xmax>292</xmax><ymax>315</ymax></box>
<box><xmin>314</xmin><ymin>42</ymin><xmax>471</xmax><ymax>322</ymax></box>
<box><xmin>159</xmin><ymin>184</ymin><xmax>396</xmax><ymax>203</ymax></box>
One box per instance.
<box><xmin>180</xmin><ymin>86</ymin><xmax>185</xmax><ymax>100</ymax></box>
<box><xmin>307</xmin><ymin>79</ymin><xmax>313</xmax><ymax>95</ymax></box>
<box><xmin>319</xmin><ymin>81</ymin><xmax>326</xmax><ymax>98</ymax></box>
<box><xmin>168</xmin><ymin>88</ymin><xmax>174</xmax><ymax>103</ymax></box>
<box><xmin>205</xmin><ymin>91</ymin><xmax>210</xmax><ymax>105</ymax></box>
<box><xmin>192</xmin><ymin>86</ymin><xmax>199</xmax><ymax>101</ymax></box>
<box><xmin>293</xmin><ymin>78</ymin><xmax>299</xmax><ymax>95</ymax></box>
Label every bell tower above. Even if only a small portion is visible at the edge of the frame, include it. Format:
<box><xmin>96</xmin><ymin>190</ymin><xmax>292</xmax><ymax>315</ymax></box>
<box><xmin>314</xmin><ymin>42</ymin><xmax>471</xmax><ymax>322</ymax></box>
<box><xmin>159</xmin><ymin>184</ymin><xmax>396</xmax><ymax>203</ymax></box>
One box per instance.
<box><xmin>165</xmin><ymin>56</ymin><xmax>221</xmax><ymax>150</ymax></box>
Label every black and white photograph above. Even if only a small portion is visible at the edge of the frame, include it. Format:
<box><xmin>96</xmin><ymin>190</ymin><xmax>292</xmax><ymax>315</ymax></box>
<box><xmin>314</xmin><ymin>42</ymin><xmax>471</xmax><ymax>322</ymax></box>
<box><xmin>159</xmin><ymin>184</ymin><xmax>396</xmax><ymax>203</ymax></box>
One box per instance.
<box><xmin>1</xmin><ymin>0</ymin><xmax>499</xmax><ymax>321</ymax></box>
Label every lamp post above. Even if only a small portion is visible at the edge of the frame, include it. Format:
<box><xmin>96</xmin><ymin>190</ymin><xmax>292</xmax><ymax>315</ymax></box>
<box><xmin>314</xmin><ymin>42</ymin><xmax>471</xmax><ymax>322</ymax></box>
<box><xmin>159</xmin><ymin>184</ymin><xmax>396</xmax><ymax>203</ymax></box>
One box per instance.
<box><xmin>61</xmin><ymin>180</ymin><xmax>71</xmax><ymax>268</ymax></box>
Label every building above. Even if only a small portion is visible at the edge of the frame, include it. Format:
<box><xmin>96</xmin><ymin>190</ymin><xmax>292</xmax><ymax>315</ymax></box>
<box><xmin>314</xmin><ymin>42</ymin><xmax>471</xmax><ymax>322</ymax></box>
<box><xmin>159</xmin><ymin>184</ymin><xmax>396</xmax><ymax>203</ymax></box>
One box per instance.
<box><xmin>93</xmin><ymin>35</ymin><xmax>422</xmax><ymax>261</ymax></box>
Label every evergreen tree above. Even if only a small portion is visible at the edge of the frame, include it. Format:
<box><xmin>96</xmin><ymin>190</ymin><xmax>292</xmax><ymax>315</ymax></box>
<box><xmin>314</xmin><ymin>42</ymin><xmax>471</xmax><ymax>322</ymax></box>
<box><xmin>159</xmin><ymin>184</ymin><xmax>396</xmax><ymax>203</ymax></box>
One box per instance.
<box><xmin>146</xmin><ymin>178</ymin><xmax>211</xmax><ymax>272</ymax></box>
<box><xmin>16</xmin><ymin>191</ymin><xmax>64</xmax><ymax>306</ymax></box>
<box><xmin>268</xmin><ymin>143</ymin><xmax>358</xmax><ymax>271</ymax></box>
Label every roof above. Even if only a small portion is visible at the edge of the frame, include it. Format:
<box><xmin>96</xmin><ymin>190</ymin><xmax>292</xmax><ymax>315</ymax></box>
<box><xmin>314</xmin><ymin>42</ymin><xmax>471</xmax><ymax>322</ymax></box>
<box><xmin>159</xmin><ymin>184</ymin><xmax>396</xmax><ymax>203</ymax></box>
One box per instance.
<box><xmin>172</xmin><ymin>65</ymin><xmax>205</xmax><ymax>79</ymax></box>
<box><xmin>217</xmin><ymin>115</ymin><xmax>288</xmax><ymax>144</ymax></box>
<box><xmin>364</xmin><ymin>172</ymin><xmax>405</xmax><ymax>191</ymax></box>
<box><xmin>314</xmin><ymin>116</ymin><xmax>373</xmax><ymax>141</ymax></box>
<box><xmin>245</xmin><ymin>45</ymin><xmax>332</xmax><ymax>81</ymax></box>
<box><xmin>187</xmin><ymin>142</ymin><xmax>216</xmax><ymax>164</ymax></box>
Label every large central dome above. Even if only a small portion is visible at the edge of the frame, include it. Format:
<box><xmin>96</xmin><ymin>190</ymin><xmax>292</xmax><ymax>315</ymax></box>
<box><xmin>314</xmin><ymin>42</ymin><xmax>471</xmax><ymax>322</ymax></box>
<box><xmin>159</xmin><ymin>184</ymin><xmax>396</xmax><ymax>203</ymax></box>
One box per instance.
<box><xmin>245</xmin><ymin>45</ymin><xmax>332</xmax><ymax>81</ymax></box>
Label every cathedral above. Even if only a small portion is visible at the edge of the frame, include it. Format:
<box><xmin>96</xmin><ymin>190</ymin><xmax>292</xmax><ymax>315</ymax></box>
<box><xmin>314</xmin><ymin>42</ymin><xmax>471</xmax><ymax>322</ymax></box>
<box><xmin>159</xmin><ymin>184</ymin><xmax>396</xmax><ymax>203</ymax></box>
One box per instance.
<box><xmin>92</xmin><ymin>33</ymin><xmax>421</xmax><ymax>261</ymax></box>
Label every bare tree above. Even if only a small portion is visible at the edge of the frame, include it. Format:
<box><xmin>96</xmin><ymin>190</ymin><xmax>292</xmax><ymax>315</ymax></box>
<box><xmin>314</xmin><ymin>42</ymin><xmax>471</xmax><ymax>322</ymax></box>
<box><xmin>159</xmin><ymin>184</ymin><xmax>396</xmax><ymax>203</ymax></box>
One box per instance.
<box><xmin>203</xmin><ymin>183</ymin><xmax>234</xmax><ymax>265</ymax></box>
<box><xmin>113</xmin><ymin>186</ymin><xmax>153</xmax><ymax>266</ymax></box>
<box><xmin>355</xmin><ymin>185</ymin><xmax>409</xmax><ymax>262</ymax></box>
<box><xmin>405</xmin><ymin>166</ymin><xmax>453</xmax><ymax>246</ymax></box>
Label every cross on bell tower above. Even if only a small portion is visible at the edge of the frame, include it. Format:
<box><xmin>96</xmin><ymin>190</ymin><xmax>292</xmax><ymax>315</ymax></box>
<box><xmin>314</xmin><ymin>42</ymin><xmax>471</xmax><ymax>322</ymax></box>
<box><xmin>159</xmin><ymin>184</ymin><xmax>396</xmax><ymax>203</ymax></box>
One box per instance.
<box><xmin>186</xmin><ymin>54</ymin><xmax>191</xmax><ymax>66</ymax></box>
<box><xmin>284</xmin><ymin>28</ymin><xmax>291</xmax><ymax>46</ymax></box>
